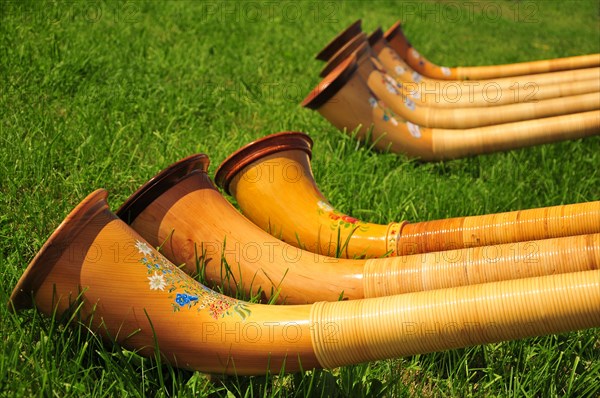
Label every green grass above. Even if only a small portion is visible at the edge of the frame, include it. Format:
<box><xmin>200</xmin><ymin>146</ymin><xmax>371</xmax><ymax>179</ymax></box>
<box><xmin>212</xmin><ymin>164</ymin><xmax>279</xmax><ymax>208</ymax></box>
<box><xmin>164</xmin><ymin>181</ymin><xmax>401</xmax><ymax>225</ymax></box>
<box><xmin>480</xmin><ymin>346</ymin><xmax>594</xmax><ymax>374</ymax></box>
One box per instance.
<box><xmin>1</xmin><ymin>0</ymin><xmax>599</xmax><ymax>396</ymax></box>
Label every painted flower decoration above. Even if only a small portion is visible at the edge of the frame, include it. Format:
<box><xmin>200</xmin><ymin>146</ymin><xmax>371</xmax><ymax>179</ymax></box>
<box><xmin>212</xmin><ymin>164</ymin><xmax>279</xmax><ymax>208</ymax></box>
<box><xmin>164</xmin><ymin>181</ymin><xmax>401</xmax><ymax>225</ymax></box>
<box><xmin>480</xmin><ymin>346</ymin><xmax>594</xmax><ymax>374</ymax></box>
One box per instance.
<box><xmin>148</xmin><ymin>272</ymin><xmax>167</xmax><ymax>291</ymax></box>
<box><xmin>407</xmin><ymin>121</ymin><xmax>422</xmax><ymax>138</ymax></box>
<box><xmin>368</xmin><ymin>97</ymin><xmax>378</xmax><ymax>108</ymax></box>
<box><xmin>395</xmin><ymin>65</ymin><xmax>406</xmax><ymax>76</ymax></box>
<box><xmin>384</xmin><ymin>81</ymin><xmax>398</xmax><ymax>95</ymax></box>
<box><xmin>317</xmin><ymin>200</ymin><xmax>334</xmax><ymax>212</ymax></box>
<box><xmin>404</xmin><ymin>97</ymin><xmax>416</xmax><ymax>111</ymax></box>
<box><xmin>175</xmin><ymin>293</ymin><xmax>199</xmax><ymax>306</ymax></box>
<box><xmin>136</xmin><ymin>241</ymin><xmax>153</xmax><ymax>256</ymax></box>
<box><xmin>382</xmin><ymin>107</ymin><xmax>398</xmax><ymax>125</ymax></box>
<box><xmin>133</xmin><ymin>240</ymin><xmax>251</xmax><ymax>320</ymax></box>
<box><xmin>412</xmin><ymin>71</ymin><xmax>422</xmax><ymax>83</ymax></box>
<box><xmin>341</xmin><ymin>215</ymin><xmax>358</xmax><ymax>224</ymax></box>
<box><xmin>384</xmin><ymin>74</ymin><xmax>401</xmax><ymax>89</ymax></box>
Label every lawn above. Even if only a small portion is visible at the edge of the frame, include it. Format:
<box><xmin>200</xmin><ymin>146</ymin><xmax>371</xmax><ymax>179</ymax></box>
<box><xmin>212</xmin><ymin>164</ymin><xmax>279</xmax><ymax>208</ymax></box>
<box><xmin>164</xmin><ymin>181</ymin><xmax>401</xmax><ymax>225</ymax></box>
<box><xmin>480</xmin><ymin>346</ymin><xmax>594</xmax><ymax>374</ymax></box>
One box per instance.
<box><xmin>1</xmin><ymin>0</ymin><xmax>599</xmax><ymax>396</ymax></box>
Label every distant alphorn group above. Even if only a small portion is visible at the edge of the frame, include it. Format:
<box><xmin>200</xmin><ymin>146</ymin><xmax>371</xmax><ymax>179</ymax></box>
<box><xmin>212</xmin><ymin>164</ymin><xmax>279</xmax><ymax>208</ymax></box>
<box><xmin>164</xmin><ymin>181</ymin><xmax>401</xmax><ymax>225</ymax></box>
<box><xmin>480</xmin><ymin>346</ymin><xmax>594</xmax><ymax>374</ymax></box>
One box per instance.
<box><xmin>303</xmin><ymin>20</ymin><xmax>600</xmax><ymax>160</ymax></box>
<box><xmin>10</xmin><ymin>20</ymin><xmax>600</xmax><ymax>375</ymax></box>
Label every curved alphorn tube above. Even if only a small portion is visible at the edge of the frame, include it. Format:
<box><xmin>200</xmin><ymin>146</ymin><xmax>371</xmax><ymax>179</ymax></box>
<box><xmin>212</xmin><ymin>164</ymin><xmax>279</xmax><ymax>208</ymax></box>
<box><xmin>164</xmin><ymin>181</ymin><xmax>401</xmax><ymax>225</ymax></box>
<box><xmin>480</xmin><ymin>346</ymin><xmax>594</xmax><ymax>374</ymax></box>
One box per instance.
<box><xmin>215</xmin><ymin>131</ymin><xmax>600</xmax><ymax>258</ymax></box>
<box><xmin>10</xmin><ymin>190</ymin><xmax>600</xmax><ymax>375</ymax></box>
<box><xmin>354</xmin><ymin>48</ymin><xmax>600</xmax><ymax>129</ymax></box>
<box><xmin>117</xmin><ymin>155</ymin><xmax>600</xmax><ymax>304</ymax></box>
<box><xmin>365</xmin><ymin>29</ymin><xmax>600</xmax><ymax>108</ymax></box>
<box><xmin>318</xmin><ymin>21</ymin><xmax>600</xmax><ymax>84</ymax></box>
<box><xmin>302</xmin><ymin>54</ymin><xmax>600</xmax><ymax>160</ymax></box>
<box><xmin>320</xmin><ymin>29</ymin><xmax>600</xmax><ymax>109</ymax></box>
<box><xmin>323</xmin><ymin>28</ymin><xmax>600</xmax><ymax>95</ymax></box>
<box><xmin>384</xmin><ymin>20</ymin><xmax>600</xmax><ymax>80</ymax></box>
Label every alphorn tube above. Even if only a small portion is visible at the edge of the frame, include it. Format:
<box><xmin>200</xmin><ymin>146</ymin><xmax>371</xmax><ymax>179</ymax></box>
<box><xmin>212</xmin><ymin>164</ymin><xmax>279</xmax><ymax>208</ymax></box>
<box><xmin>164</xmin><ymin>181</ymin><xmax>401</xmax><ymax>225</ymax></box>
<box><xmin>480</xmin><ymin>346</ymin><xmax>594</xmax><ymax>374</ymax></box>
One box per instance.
<box><xmin>321</xmin><ymin>29</ymin><xmax>600</xmax><ymax>109</ymax></box>
<box><xmin>366</xmin><ymin>29</ymin><xmax>600</xmax><ymax>108</ymax></box>
<box><xmin>383</xmin><ymin>20</ymin><xmax>600</xmax><ymax>80</ymax></box>
<box><xmin>10</xmin><ymin>190</ymin><xmax>600</xmax><ymax>375</ymax></box>
<box><xmin>323</xmin><ymin>28</ymin><xmax>600</xmax><ymax>99</ymax></box>
<box><xmin>117</xmin><ymin>155</ymin><xmax>600</xmax><ymax>303</ymax></box>
<box><xmin>354</xmin><ymin>48</ymin><xmax>600</xmax><ymax>129</ymax></box>
<box><xmin>302</xmin><ymin>54</ymin><xmax>600</xmax><ymax>160</ymax></box>
<box><xmin>215</xmin><ymin>131</ymin><xmax>600</xmax><ymax>258</ymax></box>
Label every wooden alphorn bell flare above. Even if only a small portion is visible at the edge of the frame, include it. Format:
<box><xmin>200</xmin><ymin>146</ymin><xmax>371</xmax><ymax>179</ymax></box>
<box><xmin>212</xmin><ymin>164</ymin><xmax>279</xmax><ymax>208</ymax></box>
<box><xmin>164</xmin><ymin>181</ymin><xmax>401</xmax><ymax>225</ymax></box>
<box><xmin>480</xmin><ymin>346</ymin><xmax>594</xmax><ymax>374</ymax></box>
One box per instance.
<box><xmin>215</xmin><ymin>131</ymin><xmax>600</xmax><ymax>258</ymax></box>
<box><xmin>302</xmin><ymin>54</ymin><xmax>600</xmax><ymax>160</ymax></box>
<box><xmin>10</xmin><ymin>190</ymin><xmax>600</xmax><ymax>375</ymax></box>
<box><xmin>318</xmin><ymin>20</ymin><xmax>600</xmax><ymax>87</ymax></box>
<box><xmin>117</xmin><ymin>155</ymin><xmax>600</xmax><ymax>304</ymax></box>
<box><xmin>384</xmin><ymin>20</ymin><xmax>600</xmax><ymax>80</ymax></box>
<box><xmin>352</xmin><ymin>43</ymin><xmax>600</xmax><ymax>129</ymax></box>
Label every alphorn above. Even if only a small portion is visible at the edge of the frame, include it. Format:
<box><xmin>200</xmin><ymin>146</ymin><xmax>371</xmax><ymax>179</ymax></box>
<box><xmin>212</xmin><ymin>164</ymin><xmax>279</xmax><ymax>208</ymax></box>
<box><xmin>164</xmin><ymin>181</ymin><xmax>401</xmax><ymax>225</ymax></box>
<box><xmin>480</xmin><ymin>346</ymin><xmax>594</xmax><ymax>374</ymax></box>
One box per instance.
<box><xmin>332</xmin><ymin>29</ymin><xmax>600</xmax><ymax>108</ymax></box>
<box><xmin>117</xmin><ymin>155</ymin><xmax>600</xmax><ymax>304</ymax></box>
<box><xmin>215</xmin><ymin>131</ymin><xmax>600</xmax><ymax>259</ymax></box>
<box><xmin>322</xmin><ymin>27</ymin><xmax>600</xmax><ymax>92</ymax></box>
<box><xmin>384</xmin><ymin>20</ymin><xmax>600</xmax><ymax>80</ymax></box>
<box><xmin>316</xmin><ymin>20</ymin><xmax>600</xmax><ymax>79</ymax></box>
<box><xmin>302</xmin><ymin>54</ymin><xmax>600</xmax><ymax>160</ymax></box>
<box><xmin>353</xmin><ymin>45</ymin><xmax>600</xmax><ymax>129</ymax></box>
<box><xmin>10</xmin><ymin>189</ymin><xmax>600</xmax><ymax>375</ymax></box>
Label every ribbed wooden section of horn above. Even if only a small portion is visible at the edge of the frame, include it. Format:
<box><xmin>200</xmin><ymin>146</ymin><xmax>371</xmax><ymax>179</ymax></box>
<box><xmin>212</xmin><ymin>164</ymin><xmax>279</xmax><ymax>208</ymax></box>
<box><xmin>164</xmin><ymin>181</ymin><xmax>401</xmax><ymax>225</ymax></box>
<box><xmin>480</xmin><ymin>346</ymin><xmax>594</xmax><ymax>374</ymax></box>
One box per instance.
<box><xmin>310</xmin><ymin>270</ymin><xmax>600</xmax><ymax>369</ymax></box>
<box><xmin>363</xmin><ymin>233</ymin><xmax>600</xmax><ymax>297</ymax></box>
<box><xmin>383</xmin><ymin>20</ymin><xmax>600</xmax><ymax>80</ymax></box>
<box><xmin>398</xmin><ymin>201</ymin><xmax>600</xmax><ymax>254</ymax></box>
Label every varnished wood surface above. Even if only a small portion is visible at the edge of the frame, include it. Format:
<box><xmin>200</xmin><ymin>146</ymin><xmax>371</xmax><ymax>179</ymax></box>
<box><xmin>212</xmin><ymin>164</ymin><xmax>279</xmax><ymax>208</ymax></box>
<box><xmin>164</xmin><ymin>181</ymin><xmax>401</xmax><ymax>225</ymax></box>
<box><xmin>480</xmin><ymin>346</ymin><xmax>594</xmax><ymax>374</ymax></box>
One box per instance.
<box><xmin>304</xmin><ymin>54</ymin><xmax>600</xmax><ymax>161</ymax></box>
<box><xmin>115</xmin><ymin>157</ymin><xmax>600</xmax><ymax>305</ymax></box>
<box><xmin>216</xmin><ymin>132</ymin><xmax>600</xmax><ymax>259</ymax></box>
<box><xmin>359</xmin><ymin>54</ymin><xmax>600</xmax><ymax>129</ymax></box>
<box><xmin>383</xmin><ymin>20</ymin><xmax>600</xmax><ymax>80</ymax></box>
<box><xmin>11</xmin><ymin>190</ymin><xmax>600</xmax><ymax>374</ymax></box>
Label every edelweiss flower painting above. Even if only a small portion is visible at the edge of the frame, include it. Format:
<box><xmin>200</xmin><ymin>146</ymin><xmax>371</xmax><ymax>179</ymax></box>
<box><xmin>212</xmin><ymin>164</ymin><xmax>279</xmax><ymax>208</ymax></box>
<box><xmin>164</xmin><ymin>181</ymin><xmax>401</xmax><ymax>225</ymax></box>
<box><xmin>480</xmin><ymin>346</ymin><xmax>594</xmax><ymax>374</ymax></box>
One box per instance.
<box><xmin>135</xmin><ymin>241</ymin><xmax>153</xmax><ymax>256</ymax></box>
<box><xmin>148</xmin><ymin>272</ymin><xmax>166</xmax><ymax>291</ymax></box>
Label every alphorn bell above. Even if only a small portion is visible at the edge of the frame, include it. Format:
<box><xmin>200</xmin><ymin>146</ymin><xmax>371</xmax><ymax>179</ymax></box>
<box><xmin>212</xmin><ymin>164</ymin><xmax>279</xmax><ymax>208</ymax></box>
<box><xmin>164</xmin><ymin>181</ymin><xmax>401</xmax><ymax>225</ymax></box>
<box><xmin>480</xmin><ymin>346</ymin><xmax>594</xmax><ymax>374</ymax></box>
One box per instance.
<box><xmin>315</xmin><ymin>19</ymin><xmax>363</xmax><ymax>61</ymax></box>
<box><xmin>384</xmin><ymin>20</ymin><xmax>600</xmax><ymax>80</ymax></box>
<box><xmin>10</xmin><ymin>190</ymin><xmax>600</xmax><ymax>375</ymax></box>
<box><xmin>118</xmin><ymin>154</ymin><xmax>600</xmax><ymax>304</ymax></box>
<box><xmin>215</xmin><ymin>131</ymin><xmax>600</xmax><ymax>258</ymax></box>
<box><xmin>352</xmin><ymin>44</ymin><xmax>600</xmax><ymax>129</ymax></box>
<box><xmin>302</xmin><ymin>53</ymin><xmax>600</xmax><ymax>160</ymax></box>
<box><xmin>320</xmin><ymin>32</ymin><xmax>368</xmax><ymax>78</ymax></box>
